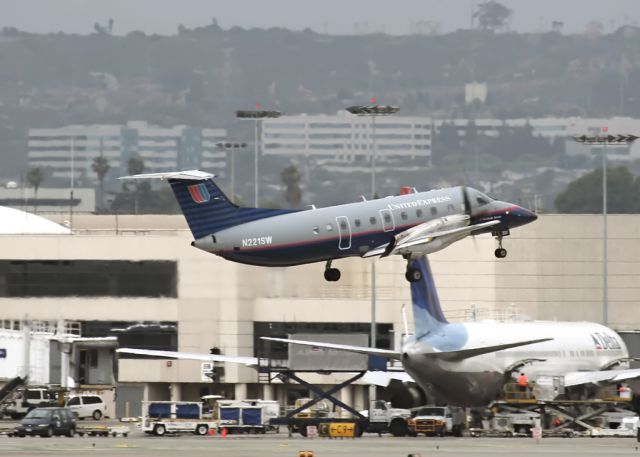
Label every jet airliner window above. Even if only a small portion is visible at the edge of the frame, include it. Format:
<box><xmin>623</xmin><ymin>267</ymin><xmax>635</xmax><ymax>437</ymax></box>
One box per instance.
<box><xmin>447</xmin><ymin>204</ymin><xmax>455</xmax><ymax>213</ymax></box>
<box><xmin>416</xmin><ymin>209</ymin><xmax>423</xmax><ymax>217</ymax></box>
<box><xmin>354</xmin><ymin>219</ymin><xmax>361</xmax><ymax>227</ymax></box>
<box><xmin>430</xmin><ymin>207</ymin><xmax>437</xmax><ymax>215</ymax></box>
<box><xmin>339</xmin><ymin>221</ymin><xmax>347</xmax><ymax>230</ymax></box>
<box><xmin>326</xmin><ymin>224</ymin><xmax>333</xmax><ymax>231</ymax></box>
<box><xmin>476</xmin><ymin>196</ymin><xmax>489</xmax><ymax>206</ymax></box>
<box><xmin>369</xmin><ymin>217</ymin><xmax>377</xmax><ymax>225</ymax></box>
<box><xmin>383</xmin><ymin>214</ymin><xmax>391</xmax><ymax>223</ymax></box>
<box><xmin>401</xmin><ymin>212</ymin><xmax>408</xmax><ymax>220</ymax></box>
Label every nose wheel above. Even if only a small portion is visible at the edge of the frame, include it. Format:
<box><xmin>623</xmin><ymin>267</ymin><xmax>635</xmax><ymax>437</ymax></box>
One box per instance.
<box><xmin>324</xmin><ymin>260</ymin><xmax>341</xmax><ymax>282</ymax></box>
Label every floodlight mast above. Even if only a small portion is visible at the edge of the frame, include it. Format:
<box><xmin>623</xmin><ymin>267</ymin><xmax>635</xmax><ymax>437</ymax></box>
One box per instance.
<box><xmin>236</xmin><ymin>109</ymin><xmax>283</xmax><ymax>206</ymax></box>
<box><xmin>345</xmin><ymin>103</ymin><xmax>400</xmax><ymax>403</ymax></box>
<box><xmin>215</xmin><ymin>141</ymin><xmax>248</xmax><ymax>203</ymax></box>
<box><xmin>572</xmin><ymin>132</ymin><xmax>638</xmax><ymax>326</ymax></box>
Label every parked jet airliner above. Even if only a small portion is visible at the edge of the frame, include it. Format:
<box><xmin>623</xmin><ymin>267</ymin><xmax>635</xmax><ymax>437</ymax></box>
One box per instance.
<box><xmin>121</xmin><ymin>170</ymin><xmax>537</xmax><ymax>282</ymax></box>
<box><xmin>264</xmin><ymin>258</ymin><xmax>640</xmax><ymax>406</ymax></box>
<box><xmin>117</xmin><ymin>256</ymin><xmax>640</xmax><ymax>407</ymax></box>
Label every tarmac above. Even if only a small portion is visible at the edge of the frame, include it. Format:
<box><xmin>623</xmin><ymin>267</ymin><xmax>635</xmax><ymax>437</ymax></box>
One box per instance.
<box><xmin>1</xmin><ymin>431</ymin><xmax>640</xmax><ymax>457</ymax></box>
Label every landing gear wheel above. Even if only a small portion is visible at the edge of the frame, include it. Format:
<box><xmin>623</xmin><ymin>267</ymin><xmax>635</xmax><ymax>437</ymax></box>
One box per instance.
<box><xmin>324</xmin><ymin>267</ymin><xmax>341</xmax><ymax>282</ymax></box>
<box><xmin>494</xmin><ymin>248</ymin><xmax>507</xmax><ymax>258</ymax></box>
<box><xmin>405</xmin><ymin>268</ymin><xmax>422</xmax><ymax>283</ymax></box>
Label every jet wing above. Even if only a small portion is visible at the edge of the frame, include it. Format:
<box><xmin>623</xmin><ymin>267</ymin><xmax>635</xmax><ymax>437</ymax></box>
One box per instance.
<box><xmin>118</xmin><ymin>170</ymin><xmax>214</xmax><ymax>181</ymax></box>
<box><xmin>564</xmin><ymin>368</ymin><xmax>640</xmax><ymax>387</ymax></box>
<box><xmin>362</xmin><ymin>219</ymin><xmax>500</xmax><ymax>258</ymax></box>
<box><xmin>260</xmin><ymin>337</ymin><xmax>402</xmax><ymax>360</ymax></box>
<box><xmin>116</xmin><ymin>348</ymin><xmax>258</xmax><ymax>366</ymax></box>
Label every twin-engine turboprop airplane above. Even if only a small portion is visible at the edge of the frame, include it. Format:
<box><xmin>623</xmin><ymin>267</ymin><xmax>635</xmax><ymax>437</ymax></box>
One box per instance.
<box><xmin>265</xmin><ymin>257</ymin><xmax>640</xmax><ymax>406</ymax></box>
<box><xmin>120</xmin><ymin>170</ymin><xmax>537</xmax><ymax>282</ymax></box>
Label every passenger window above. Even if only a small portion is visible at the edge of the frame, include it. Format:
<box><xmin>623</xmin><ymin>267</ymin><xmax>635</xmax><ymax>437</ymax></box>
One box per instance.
<box><xmin>416</xmin><ymin>209</ymin><xmax>423</xmax><ymax>218</ymax></box>
<box><xmin>326</xmin><ymin>224</ymin><xmax>333</xmax><ymax>231</ymax></box>
<box><xmin>476</xmin><ymin>196</ymin><xmax>489</xmax><ymax>206</ymax></box>
<box><xmin>447</xmin><ymin>204</ymin><xmax>455</xmax><ymax>213</ymax></box>
<box><xmin>369</xmin><ymin>217</ymin><xmax>377</xmax><ymax>225</ymax></box>
<box><xmin>339</xmin><ymin>220</ymin><xmax>347</xmax><ymax>230</ymax></box>
<box><xmin>430</xmin><ymin>207</ymin><xmax>437</xmax><ymax>215</ymax></box>
<box><xmin>354</xmin><ymin>219</ymin><xmax>361</xmax><ymax>227</ymax></box>
<box><xmin>67</xmin><ymin>397</ymin><xmax>80</xmax><ymax>406</ymax></box>
<box><xmin>383</xmin><ymin>213</ymin><xmax>391</xmax><ymax>223</ymax></box>
<box><xmin>401</xmin><ymin>212</ymin><xmax>408</xmax><ymax>220</ymax></box>
<box><xmin>312</xmin><ymin>226</ymin><xmax>319</xmax><ymax>235</ymax></box>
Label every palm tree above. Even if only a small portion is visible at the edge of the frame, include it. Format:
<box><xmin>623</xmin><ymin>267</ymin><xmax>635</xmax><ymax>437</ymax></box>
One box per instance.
<box><xmin>26</xmin><ymin>167</ymin><xmax>45</xmax><ymax>212</ymax></box>
<box><xmin>127</xmin><ymin>155</ymin><xmax>145</xmax><ymax>213</ymax></box>
<box><xmin>91</xmin><ymin>155</ymin><xmax>111</xmax><ymax>211</ymax></box>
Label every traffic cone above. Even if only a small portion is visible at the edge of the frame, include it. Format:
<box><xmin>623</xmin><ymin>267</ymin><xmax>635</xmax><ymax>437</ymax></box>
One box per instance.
<box><xmin>208</xmin><ymin>428</ymin><xmax>215</xmax><ymax>437</ymax></box>
<box><xmin>221</xmin><ymin>428</ymin><xmax>228</xmax><ymax>439</ymax></box>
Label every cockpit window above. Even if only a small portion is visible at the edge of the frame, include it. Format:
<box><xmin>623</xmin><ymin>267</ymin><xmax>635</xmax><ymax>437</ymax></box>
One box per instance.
<box><xmin>476</xmin><ymin>192</ymin><xmax>491</xmax><ymax>206</ymax></box>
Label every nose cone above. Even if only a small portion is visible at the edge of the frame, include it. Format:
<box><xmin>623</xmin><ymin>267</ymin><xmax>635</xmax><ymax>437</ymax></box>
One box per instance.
<box><xmin>511</xmin><ymin>206</ymin><xmax>537</xmax><ymax>228</ymax></box>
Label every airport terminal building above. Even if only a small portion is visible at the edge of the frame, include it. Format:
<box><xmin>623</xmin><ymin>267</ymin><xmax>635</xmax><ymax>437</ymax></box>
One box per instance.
<box><xmin>1</xmin><ymin>213</ymin><xmax>640</xmax><ymax>416</ymax></box>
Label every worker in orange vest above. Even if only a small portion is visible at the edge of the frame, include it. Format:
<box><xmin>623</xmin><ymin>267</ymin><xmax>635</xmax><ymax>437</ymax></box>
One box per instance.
<box><xmin>517</xmin><ymin>372</ymin><xmax>529</xmax><ymax>395</ymax></box>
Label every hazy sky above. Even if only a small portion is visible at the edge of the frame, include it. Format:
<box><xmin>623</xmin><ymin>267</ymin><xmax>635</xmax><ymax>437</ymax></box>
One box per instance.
<box><xmin>1</xmin><ymin>0</ymin><xmax>638</xmax><ymax>36</ymax></box>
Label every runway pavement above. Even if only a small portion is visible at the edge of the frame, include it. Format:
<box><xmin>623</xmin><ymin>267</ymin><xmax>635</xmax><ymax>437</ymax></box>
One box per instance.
<box><xmin>0</xmin><ymin>432</ymin><xmax>639</xmax><ymax>457</ymax></box>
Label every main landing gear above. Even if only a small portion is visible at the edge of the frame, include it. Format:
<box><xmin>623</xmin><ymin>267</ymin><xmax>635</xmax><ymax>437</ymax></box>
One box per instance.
<box><xmin>404</xmin><ymin>258</ymin><xmax>423</xmax><ymax>283</ymax></box>
<box><xmin>324</xmin><ymin>260</ymin><xmax>341</xmax><ymax>282</ymax></box>
<box><xmin>493</xmin><ymin>230</ymin><xmax>509</xmax><ymax>258</ymax></box>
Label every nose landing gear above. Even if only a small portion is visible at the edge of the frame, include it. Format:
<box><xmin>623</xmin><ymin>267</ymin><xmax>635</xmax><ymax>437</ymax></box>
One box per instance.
<box><xmin>494</xmin><ymin>232</ymin><xmax>508</xmax><ymax>258</ymax></box>
<box><xmin>324</xmin><ymin>260</ymin><xmax>341</xmax><ymax>282</ymax></box>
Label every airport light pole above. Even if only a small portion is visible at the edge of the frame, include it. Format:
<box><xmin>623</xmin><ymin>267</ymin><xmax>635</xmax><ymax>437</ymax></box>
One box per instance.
<box><xmin>573</xmin><ymin>132</ymin><xmax>638</xmax><ymax>325</ymax></box>
<box><xmin>236</xmin><ymin>108</ymin><xmax>282</xmax><ymax>207</ymax></box>
<box><xmin>216</xmin><ymin>141</ymin><xmax>248</xmax><ymax>201</ymax></box>
<box><xmin>346</xmin><ymin>103</ymin><xmax>400</xmax><ymax>402</ymax></box>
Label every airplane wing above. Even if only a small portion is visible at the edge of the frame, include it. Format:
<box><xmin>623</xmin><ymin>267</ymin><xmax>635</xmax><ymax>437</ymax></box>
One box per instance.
<box><xmin>118</xmin><ymin>170</ymin><xmax>214</xmax><ymax>181</ymax></box>
<box><xmin>563</xmin><ymin>368</ymin><xmax>640</xmax><ymax>387</ymax></box>
<box><xmin>260</xmin><ymin>337</ymin><xmax>402</xmax><ymax>360</ymax></box>
<box><xmin>429</xmin><ymin>338</ymin><xmax>553</xmax><ymax>362</ymax></box>
<box><xmin>362</xmin><ymin>219</ymin><xmax>500</xmax><ymax>258</ymax></box>
<box><xmin>116</xmin><ymin>348</ymin><xmax>258</xmax><ymax>366</ymax></box>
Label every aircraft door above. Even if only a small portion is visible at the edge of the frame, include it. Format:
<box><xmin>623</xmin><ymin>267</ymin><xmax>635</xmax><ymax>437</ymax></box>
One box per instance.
<box><xmin>335</xmin><ymin>216</ymin><xmax>352</xmax><ymax>250</ymax></box>
<box><xmin>379</xmin><ymin>209</ymin><xmax>395</xmax><ymax>232</ymax></box>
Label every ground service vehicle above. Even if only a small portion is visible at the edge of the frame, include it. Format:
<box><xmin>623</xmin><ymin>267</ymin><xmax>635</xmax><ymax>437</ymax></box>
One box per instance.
<box><xmin>282</xmin><ymin>400</ymin><xmax>411</xmax><ymax>437</ymax></box>
<box><xmin>4</xmin><ymin>388</ymin><xmax>56</xmax><ymax>419</ymax></box>
<box><xmin>15</xmin><ymin>407</ymin><xmax>76</xmax><ymax>437</ymax></box>
<box><xmin>218</xmin><ymin>399</ymin><xmax>280</xmax><ymax>433</ymax></box>
<box><xmin>141</xmin><ymin>401</ymin><xmax>218</xmax><ymax>436</ymax></box>
<box><xmin>66</xmin><ymin>395</ymin><xmax>106</xmax><ymax>420</ymax></box>
<box><xmin>408</xmin><ymin>406</ymin><xmax>465</xmax><ymax>437</ymax></box>
<box><xmin>365</xmin><ymin>400</ymin><xmax>412</xmax><ymax>436</ymax></box>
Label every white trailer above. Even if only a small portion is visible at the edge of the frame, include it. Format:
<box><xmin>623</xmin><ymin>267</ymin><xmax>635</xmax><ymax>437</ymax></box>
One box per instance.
<box><xmin>141</xmin><ymin>401</ymin><xmax>218</xmax><ymax>436</ymax></box>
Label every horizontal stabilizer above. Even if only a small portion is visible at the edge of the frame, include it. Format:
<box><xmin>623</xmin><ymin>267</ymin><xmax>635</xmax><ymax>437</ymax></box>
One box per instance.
<box><xmin>116</xmin><ymin>348</ymin><xmax>258</xmax><ymax>366</ymax></box>
<box><xmin>261</xmin><ymin>337</ymin><xmax>402</xmax><ymax>360</ymax></box>
<box><xmin>425</xmin><ymin>338</ymin><xmax>553</xmax><ymax>362</ymax></box>
<box><xmin>118</xmin><ymin>170</ymin><xmax>215</xmax><ymax>181</ymax></box>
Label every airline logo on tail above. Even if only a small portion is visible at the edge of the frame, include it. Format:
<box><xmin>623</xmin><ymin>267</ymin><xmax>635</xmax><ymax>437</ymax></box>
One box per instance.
<box><xmin>187</xmin><ymin>183</ymin><xmax>211</xmax><ymax>204</ymax></box>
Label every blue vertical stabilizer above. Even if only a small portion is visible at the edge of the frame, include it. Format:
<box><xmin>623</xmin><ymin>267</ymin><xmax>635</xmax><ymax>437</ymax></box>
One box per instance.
<box><xmin>410</xmin><ymin>256</ymin><xmax>448</xmax><ymax>337</ymax></box>
<box><xmin>168</xmin><ymin>178</ymin><xmax>295</xmax><ymax>239</ymax></box>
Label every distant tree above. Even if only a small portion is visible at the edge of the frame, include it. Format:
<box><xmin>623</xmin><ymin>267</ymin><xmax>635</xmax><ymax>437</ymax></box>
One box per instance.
<box><xmin>127</xmin><ymin>155</ymin><xmax>145</xmax><ymax>175</ymax></box>
<box><xmin>91</xmin><ymin>154</ymin><xmax>111</xmax><ymax>211</ymax></box>
<box><xmin>26</xmin><ymin>167</ymin><xmax>45</xmax><ymax>212</ymax></box>
<box><xmin>281</xmin><ymin>164</ymin><xmax>302</xmax><ymax>207</ymax></box>
<box><xmin>474</xmin><ymin>1</ymin><xmax>513</xmax><ymax>32</ymax></box>
<box><xmin>555</xmin><ymin>166</ymin><xmax>638</xmax><ymax>213</ymax></box>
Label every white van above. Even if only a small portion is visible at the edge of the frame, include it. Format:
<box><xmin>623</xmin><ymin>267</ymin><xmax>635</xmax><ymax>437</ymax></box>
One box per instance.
<box><xmin>66</xmin><ymin>395</ymin><xmax>106</xmax><ymax>420</ymax></box>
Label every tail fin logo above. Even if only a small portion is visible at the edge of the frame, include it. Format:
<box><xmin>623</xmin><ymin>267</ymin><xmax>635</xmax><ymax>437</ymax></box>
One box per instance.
<box><xmin>187</xmin><ymin>183</ymin><xmax>211</xmax><ymax>204</ymax></box>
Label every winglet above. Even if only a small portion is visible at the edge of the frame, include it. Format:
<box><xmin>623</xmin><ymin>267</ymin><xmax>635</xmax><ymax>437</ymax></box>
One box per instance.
<box><xmin>119</xmin><ymin>170</ymin><xmax>215</xmax><ymax>181</ymax></box>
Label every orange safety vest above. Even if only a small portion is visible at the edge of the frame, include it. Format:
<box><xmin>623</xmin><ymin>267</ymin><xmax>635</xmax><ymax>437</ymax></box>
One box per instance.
<box><xmin>517</xmin><ymin>375</ymin><xmax>529</xmax><ymax>387</ymax></box>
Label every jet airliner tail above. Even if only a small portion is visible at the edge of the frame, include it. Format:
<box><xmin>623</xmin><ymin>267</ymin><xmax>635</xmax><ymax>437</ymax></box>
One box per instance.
<box><xmin>409</xmin><ymin>256</ymin><xmax>448</xmax><ymax>337</ymax></box>
<box><xmin>120</xmin><ymin>170</ymin><xmax>295</xmax><ymax>239</ymax></box>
